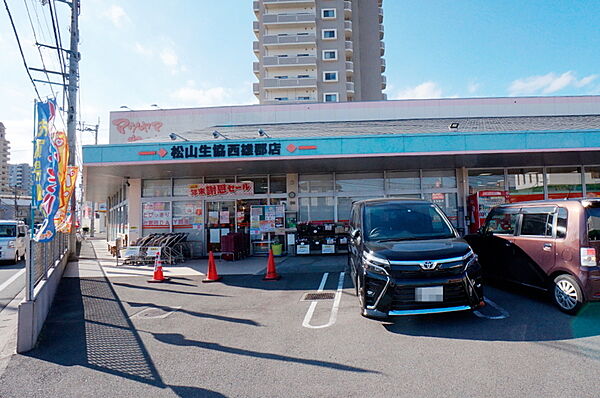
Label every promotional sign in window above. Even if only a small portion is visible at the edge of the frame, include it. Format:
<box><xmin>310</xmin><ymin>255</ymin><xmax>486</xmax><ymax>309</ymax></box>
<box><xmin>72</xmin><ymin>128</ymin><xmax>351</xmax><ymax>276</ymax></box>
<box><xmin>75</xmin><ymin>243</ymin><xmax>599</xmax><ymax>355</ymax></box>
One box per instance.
<box><xmin>142</xmin><ymin>202</ymin><xmax>171</xmax><ymax>227</ymax></box>
<box><xmin>188</xmin><ymin>182</ymin><xmax>254</xmax><ymax>198</ymax></box>
<box><xmin>250</xmin><ymin>205</ymin><xmax>285</xmax><ymax>235</ymax></box>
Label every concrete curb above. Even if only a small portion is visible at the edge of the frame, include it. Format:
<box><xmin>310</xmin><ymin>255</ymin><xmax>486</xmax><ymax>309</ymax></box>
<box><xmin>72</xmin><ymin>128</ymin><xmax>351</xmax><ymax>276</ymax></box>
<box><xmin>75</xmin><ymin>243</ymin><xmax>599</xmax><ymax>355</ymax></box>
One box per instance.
<box><xmin>0</xmin><ymin>288</ymin><xmax>25</xmax><ymax>377</ymax></box>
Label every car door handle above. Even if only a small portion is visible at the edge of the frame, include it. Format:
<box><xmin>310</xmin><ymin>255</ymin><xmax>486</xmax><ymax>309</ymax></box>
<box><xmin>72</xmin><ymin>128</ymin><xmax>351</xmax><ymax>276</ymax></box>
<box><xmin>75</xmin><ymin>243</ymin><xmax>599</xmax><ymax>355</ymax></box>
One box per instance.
<box><xmin>543</xmin><ymin>243</ymin><xmax>552</xmax><ymax>251</ymax></box>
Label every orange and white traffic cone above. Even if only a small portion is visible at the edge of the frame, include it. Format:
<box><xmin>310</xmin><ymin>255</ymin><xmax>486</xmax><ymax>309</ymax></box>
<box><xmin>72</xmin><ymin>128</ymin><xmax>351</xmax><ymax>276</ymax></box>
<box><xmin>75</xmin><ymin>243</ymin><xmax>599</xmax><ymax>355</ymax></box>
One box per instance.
<box><xmin>148</xmin><ymin>256</ymin><xmax>170</xmax><ymax>283</ymax></box>
<box><xmin>263</xmin><ymin>249</ymin><xmax>280</xmax><ymax>281</ymax></box>
<box><xmin>202</xmin><ymin>251</ymin><xmax>222</xmax><ymax>283</ymax></box>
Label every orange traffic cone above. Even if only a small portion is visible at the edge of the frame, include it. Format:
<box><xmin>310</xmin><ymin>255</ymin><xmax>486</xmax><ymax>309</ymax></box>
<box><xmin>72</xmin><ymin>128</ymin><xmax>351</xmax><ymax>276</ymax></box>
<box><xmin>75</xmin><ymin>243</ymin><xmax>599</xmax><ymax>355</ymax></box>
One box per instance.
<box><xmin>202</xmin><ymin>251</ymin><xmax>222</xmax><ymax>283</ymax></box>
<box><xmin>263</xmin><ymin>249</ymin><xmax>281</xmax><ymax>281</ymax></box>
<box><xmin>148</xmin><ymin>256</ymin><xmax>170</xmax><ymax>283</ymax></box>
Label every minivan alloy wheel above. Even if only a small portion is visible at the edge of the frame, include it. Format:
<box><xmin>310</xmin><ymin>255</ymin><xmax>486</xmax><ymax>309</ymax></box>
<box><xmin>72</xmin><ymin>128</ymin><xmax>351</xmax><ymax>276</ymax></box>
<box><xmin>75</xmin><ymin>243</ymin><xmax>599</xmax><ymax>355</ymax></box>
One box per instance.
<box><xmin>553</xmin><ymin>274</ymin><xmax>582</xmax><ymax>314</ymax></box>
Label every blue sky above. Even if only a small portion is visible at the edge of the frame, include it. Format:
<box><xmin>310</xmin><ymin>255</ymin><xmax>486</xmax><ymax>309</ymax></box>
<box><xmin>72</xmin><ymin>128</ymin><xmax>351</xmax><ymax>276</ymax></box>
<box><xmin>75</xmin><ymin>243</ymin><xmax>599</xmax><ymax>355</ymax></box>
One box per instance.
<box><xmin>1</xmin><ymin>0</ymin><xmax>599</xmax><ymax>164</ymax></box>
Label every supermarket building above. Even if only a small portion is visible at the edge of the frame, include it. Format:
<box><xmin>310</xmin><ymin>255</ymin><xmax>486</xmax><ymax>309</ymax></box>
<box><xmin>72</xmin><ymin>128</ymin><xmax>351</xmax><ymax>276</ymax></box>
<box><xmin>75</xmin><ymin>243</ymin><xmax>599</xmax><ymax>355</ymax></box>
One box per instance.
<box><xmin>83</xmin><ymin>95</ymin><xmax>600</xmax><ymax>256</ymax></box>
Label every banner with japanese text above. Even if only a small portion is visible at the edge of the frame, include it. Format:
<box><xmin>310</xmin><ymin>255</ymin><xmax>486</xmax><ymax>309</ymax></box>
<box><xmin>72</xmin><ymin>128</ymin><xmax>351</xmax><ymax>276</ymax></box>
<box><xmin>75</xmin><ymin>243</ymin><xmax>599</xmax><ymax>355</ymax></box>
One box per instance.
<box><xmin>33</xmin><ymin>99</ymin><xmax>60</xmax><ymax>242</ymax></box>
<box><xmin>188</xmin><ymin>182</ymin><xmax>254</xmax><ymax>197</ymax></box>
<box><xmin>55</xmin><ymin>166</ymin><xmax>79</xmax><ymax>233</ymax></box>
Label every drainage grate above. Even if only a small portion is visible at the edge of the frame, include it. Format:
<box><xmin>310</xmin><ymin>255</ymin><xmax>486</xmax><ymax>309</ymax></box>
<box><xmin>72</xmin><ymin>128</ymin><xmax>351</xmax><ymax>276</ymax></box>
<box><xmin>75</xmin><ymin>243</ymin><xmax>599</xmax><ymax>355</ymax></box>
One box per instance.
<box><xmin>302</xmin><ymin>292</ymin><xmax>336</xmax><ymax>301</ymax></box>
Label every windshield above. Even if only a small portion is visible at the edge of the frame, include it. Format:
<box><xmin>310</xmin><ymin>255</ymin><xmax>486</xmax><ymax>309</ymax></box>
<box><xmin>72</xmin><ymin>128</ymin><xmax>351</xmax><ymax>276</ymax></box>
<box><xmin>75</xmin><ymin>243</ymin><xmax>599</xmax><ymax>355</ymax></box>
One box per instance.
<box><xmin>586</xmin><ymin>206</ymin><xmax>600</xmax><ymax>241</ymax></box>
<box><xmin>0</xmin><ymin>225</ymin><xmax>17</xmax><ymax>238</ymax></box>
<box><xmin>364</xmin><ymin>202</ymin><xmax>456</xmax><ymax>241</ymax></box>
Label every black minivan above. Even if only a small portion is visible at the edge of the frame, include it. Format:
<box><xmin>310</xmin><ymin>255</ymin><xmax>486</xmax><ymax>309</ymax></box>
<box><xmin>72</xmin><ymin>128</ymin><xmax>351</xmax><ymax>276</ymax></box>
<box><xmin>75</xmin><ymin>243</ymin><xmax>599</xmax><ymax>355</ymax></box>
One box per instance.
<box><xmin>348</xmin><ymin>199</ymin><xmax>484</xmax><ymax>319</ymax></box>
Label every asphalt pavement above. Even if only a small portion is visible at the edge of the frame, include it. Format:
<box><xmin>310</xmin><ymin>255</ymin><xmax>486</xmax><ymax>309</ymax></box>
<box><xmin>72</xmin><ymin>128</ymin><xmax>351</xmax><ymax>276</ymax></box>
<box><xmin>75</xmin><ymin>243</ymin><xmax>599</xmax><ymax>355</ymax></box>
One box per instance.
<box><xmin>0</xmin><ymin>241</ymin><xmax>599</xmax><ymax>398</ymax></box>
<box><xmin>0</xmin><ymin>260</ymin><xmax>25</xmax><ymax>313</ymax></box>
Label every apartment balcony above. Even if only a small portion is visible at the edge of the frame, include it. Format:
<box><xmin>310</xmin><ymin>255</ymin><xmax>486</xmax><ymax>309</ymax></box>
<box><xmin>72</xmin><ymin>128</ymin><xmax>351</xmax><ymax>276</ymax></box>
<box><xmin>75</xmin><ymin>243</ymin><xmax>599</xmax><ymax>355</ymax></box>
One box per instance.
<box><xmin>263</xmin><ymin>33</ymin><xmax>316</xmax><ymax>46</ymax></box>
<box><xmin>382</xmin><ymin>75</ymin><xmax>387</xmax><ymax>90</ymax></box>
<box><xmin>381</xmin><ymin>58</ymin><xmax>386</xmax><ymax>72</ymax></box>
<box><xmin>345</xmin><ymin>40</ymin><xmax>353</xmax><ymax>55</ymax></box>
<box><xmin>263</xmin><ymin>13</ymin><xmax>316</xmax><ymax>27</ymax></box>
<box><xmin>344</xmin><ymin>20</ymin><xmax>352</xmax><ymax>39</ymax></box>
<box><xmin>253</xmin><ymin>83</ymin><xmax>260</xmax><ymax>95</ymax></box>
<box><xmin>253</xmin><ymin>21</ymin><xmax>259</xmax><ymax>33</ymax></box>
<box><xmin>263</xmin><ymin>97</ymin><xmax>317</xmax><ymax>105</ymax></box>
<box><xmin>253</xmin><ymin>1</ymin><xmax>259</xmax><ymax>14</ymax></box>
<box><xmin>263</xmin><ymin>55</ymin><xmax>317</xmax><ymax>67</ymax></box>
<box><xmin>346</xmin><ymin>81</ymin><xmax>355</xmax><ymax>94</ymax></box>
<box><xmin>379</xmin><ymin>23</ymin><xmax>384</xmax><ymax>39</ymax></box>
<box><xmin>380</xmin><ymin>41</ymin><xmax>385</xmax><ymax>56</ymax></box>
<box><xmin>344</xmin><ymin>1</ymin><xmax>352</xmax><ymax>19</ymax></box>
<box><xmin>378</xmin><ymin>7</ymin><xmax>383</xmax><ymax>23</ymax></box>
<box><xmin>263</xmin><ymin>77</ymin><xmax>317</xmax><ymax>89</ymax></box>
<box><xmin>253</xmin><ymin>62</ymin><xmax>260</xmax><ymax>76</ymax></box>
<box><xmin>345</xmin><ymin>61</ymin><xmax>353</xmax><ymax>74</ymax></box>
<box><xmin>253</xmin><ymin>41</ymin><xmax>260</xmax><ymax>53</ymax></box>
<box><xmin>263</xmin><ymin>0</ymin><xmax>315</xmax><ymax>6</ymax></box>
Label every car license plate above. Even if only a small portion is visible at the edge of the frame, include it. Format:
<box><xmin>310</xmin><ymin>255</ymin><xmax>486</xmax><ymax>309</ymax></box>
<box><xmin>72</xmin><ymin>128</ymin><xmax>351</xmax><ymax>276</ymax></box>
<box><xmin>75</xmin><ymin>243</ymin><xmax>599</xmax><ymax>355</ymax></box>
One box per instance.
<box><xmin>415</xmin><ymin>286</ymin><xmax>443</xmax><ymax>302</ymax></box>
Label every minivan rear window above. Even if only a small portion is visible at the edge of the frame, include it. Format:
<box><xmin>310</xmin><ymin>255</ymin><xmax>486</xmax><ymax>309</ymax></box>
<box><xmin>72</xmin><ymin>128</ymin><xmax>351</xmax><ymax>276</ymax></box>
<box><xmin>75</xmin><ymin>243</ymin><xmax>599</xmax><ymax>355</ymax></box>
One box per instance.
<box><xmin>0</xmin><ymin>225</ymin><xmax>17</xmax><ymax>238</ymax></box>
<box><xmin>586</xmin><ymin>207</ymin><xmax>600</xmax><ymax>241</ymax></box>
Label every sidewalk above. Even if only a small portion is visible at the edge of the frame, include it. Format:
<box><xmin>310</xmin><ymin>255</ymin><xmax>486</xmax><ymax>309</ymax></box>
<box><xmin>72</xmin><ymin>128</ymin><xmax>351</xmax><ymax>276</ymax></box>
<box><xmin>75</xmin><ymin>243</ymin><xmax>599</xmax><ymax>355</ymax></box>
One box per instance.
<box><xmin>0</xmin><ymin>238</ymin><xmax>349</xmax><ymax>397</ymax></box>
<box><xmin>65</xmin><ymin>237</ymin><xmax>347</xmax><ymax>280</ymax></box>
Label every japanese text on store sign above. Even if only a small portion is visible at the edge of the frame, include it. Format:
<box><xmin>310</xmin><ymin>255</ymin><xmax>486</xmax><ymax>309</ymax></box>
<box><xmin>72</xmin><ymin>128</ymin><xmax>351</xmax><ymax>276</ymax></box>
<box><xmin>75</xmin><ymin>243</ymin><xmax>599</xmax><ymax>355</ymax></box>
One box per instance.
<box><xmin>189</xmin><ymin>182</ymin><xmax>254</xmax><ymax>197</ymax></box>
<box><xmin>170</xmin><ymin>143</ymin><xmax>282</xmax><ymax>159</ymax></box>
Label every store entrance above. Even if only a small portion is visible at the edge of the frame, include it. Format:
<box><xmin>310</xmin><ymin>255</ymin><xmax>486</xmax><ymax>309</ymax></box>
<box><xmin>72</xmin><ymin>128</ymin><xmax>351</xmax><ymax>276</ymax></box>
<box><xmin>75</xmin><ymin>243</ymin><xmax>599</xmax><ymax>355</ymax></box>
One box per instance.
<box><xmin>206</xmin><ymin>200</ymin><xmax>235</xmax><ymax>253</ymax></box>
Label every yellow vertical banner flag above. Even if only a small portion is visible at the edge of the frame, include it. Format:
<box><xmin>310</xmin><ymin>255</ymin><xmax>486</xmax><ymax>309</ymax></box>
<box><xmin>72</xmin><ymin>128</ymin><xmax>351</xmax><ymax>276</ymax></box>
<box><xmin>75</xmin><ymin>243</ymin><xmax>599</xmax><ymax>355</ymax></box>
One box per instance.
<box><xmin>52</xmin><ymin>131</ymin><xmax>71</xmax><ymax>232</ymax></box>
<box><xmin>55</xmin><ymin>166</ymin><xmax>79</xmax><ymax>233</ymax></box>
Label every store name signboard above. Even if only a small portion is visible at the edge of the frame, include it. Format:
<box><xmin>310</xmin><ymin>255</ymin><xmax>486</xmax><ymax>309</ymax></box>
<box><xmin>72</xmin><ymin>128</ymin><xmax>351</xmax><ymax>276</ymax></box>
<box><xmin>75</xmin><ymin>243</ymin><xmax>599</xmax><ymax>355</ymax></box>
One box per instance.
<box><xmin>189</xmin><ymin>182</ymin><xmax>254</xmax><ymax>197</ymax></box>
<box><xmin>170</xmin><ymin>142</ymin><xmax>282</xmax><ymax>159</ymax></box>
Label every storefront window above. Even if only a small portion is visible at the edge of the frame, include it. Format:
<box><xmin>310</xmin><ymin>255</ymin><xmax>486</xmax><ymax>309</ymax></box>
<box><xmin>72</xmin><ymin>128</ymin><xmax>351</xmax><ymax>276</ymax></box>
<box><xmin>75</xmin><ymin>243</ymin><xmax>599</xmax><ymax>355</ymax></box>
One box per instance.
<box><xmin>142</xmin><ymin>201</ymin><xmax>171</xmax><ymax>235</ymax></box>
<box><xmin>546</xmin><ymin>167</ymin><xmax>582</xmax><ymax>199</ymax></box>
<box><xmin>238</xmin><ymin>176</ymin><xmax>268</xmax><ymax>194</ymax></box>
<box><xmin>269</xmin><ymin>175</ymin><xmax>287</xmax><ymax>194</ymax></box>
<box><xmin>585</xmin><ymin>166</ymin><xmax>600</xmax><ymax>198</ymax></box>
<box><xmin>335</xmin><ymin>173</ymin><xmax>384</xmax><ymax>194</ymax></box>
<box><xmin>174</xmin><ymin>178</ymin><xmax>203</xmax><ymax>196</ymax></box>
<box><xmin>299</xmin><ymin>197</ymin><xmax>334</xmax><ymax>222</ymax></box>
<box><xmin>172</xmin><ymin>201</ymin><xmax>204</xmax><ymax>254</ymax></box>
<box><xmin>424</xmin><ymin>193</ymin><xmax>458</xmax><ymax>227</ymax></box>
<box><xmin>387</xmin><ymin>171</ymin><xmax>420</xmax><ymax>192</ymax></box>
<box><xmin>507</xmin><ymin>168</ymin><xmax>543</xmax><ymax>202</ymax></box>
<box><xmin>142</xmin><ymin>179</ymin><xmax>171</xmax><ymax>197</ymax></box>
<box><xmin>299</xmin><ymin>174</ymin><xmax>334</xmax><ymax>193</ymax></box>
<box><xmin>422</xmin><ymin>170</ymin><xmax>456</xmax><ymax>189</ymax></box>
<box><xmin>468</xmin><ymin>169</ymin><xmax>505</xmax><ymax>194</ymax></box>
<box><xmin>205</xmin><ymin>177</ymin><xmax>235</xmax><ymax>184</ymax></box>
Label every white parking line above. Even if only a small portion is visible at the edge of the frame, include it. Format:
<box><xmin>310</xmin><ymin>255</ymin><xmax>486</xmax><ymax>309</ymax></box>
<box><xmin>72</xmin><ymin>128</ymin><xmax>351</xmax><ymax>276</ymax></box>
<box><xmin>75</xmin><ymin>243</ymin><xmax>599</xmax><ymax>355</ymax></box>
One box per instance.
<box><xmin>0</xmin><ymin>268</ymin><xmax>25</xmax><ymax>294</ymax></box>
<box><xmin>473</xmin><ymin>298</ymin><xmax>510</xmax><ymax>320</ymax></box>
<box><xmin>302</xmin><ymin>272</ymin><xmax>345</xmax><ymax>329</ymax></box>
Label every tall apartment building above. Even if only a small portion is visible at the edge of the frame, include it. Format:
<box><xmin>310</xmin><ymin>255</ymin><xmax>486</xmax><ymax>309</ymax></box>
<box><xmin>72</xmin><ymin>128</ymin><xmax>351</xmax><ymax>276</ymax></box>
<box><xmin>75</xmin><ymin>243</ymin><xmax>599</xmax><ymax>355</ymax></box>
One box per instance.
<box><xmin>253</xmin><ymin>0</ymin><xmax>386</xmax><ymax>104</ymax></box>
<box><xmin>0</xmin><ymin>122</ymin><xmax>10</xmax><ymax>192</ymax></box>
<box><xmin>9</xmin><ymin>163</ymin><xmax>33</xmax><ymax>194</ymax></box>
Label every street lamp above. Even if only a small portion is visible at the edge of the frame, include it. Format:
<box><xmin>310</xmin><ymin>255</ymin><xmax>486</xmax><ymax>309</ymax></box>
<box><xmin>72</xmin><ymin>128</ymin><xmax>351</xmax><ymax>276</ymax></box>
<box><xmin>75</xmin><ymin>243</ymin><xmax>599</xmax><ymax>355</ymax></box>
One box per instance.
<box><xmin>169</xmin><ymin>132</ymin><xmax>189</xmax><ymax>141</ymax></box>
<box><xmin>258</xmin><ymin>129</ymin><xmax>271</xmax><ymax>138</ymax></box>
<box><xmin>212</xmin><ymin>130</ymin><xmax>229</xmax><ymax>140</ymax></box>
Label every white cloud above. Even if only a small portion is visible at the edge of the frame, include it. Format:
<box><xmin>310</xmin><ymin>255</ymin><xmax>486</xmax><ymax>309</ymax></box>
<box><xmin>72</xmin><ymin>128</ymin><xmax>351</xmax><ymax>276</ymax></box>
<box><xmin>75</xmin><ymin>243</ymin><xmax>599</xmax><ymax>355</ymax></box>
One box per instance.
<box><xmin>133</xmin><ymin>42</ymin><xmax>153</xmax><ymax>56</ymax></box>
<box><xmin>160</xmin><ymin>48</ymin><xmax>179</xmax><ymax>67</ymax></box>
<box><xmin>103</xmin><ymin>5</ymin><xmax>130</xmax><ymax>28</ymax></box>
<box><xmin>467</xmin><ymin>81</ymin><xmax>480</xmax><ymax>94</ymax></box>
<box><xmin>391</xmin><ymin>81</ymin><xmax>443</xmax><ymax>99</ymax></box>
<box><xmin>508</xmin><ymin>71</ymin><xmax>598</xmax><ymax>96</ymax></box>
<box><xmin>170</xmin><ymin>82</ymin><xmax>257</xmax><ymax>107</ymax></box>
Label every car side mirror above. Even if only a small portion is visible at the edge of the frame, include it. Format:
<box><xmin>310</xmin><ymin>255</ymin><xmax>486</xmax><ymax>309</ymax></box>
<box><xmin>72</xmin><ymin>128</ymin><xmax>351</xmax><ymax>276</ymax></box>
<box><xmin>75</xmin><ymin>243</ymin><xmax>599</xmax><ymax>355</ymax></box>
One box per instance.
<box><xmin>478</xmin><ymin>226</ymin><xmax>490</xmax><ymax>236</ymax></box>
<box><xmin>18</xmin><ymin>232</ymin><xmax>26</xmax><ymax>237</ymax></box>
<box><xmin>350</xmin><ymin>229</ymin><xmax>361</xmax><ymax>239</ymax></box>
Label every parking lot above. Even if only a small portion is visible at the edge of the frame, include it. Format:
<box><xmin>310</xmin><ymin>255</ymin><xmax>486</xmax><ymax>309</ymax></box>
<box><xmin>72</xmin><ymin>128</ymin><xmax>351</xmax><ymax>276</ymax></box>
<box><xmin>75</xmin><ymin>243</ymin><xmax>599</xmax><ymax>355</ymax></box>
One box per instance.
<box><xmin>1</xmin><ymin>243</ymin><xmax>599</xmax><ymax>398</ymax></box>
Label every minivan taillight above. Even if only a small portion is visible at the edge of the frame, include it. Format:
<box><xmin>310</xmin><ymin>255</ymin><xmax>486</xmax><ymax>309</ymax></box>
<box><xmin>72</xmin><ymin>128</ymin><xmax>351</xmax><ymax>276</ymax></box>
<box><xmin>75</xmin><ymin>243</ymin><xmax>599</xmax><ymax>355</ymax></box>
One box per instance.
<box><xmin>580</xmin><ymin>248</ymin><xmax>597</xmax><ymax>267</ymax></box>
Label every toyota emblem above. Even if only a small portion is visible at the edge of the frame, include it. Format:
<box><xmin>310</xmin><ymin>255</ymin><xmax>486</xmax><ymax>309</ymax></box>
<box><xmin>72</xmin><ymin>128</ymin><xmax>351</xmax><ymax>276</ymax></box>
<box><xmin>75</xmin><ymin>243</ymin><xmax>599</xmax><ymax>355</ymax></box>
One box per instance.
<box><xmin>420</xmin><ymin>261</ymin><xmax>437</xmax><ymax>270</ymax></box>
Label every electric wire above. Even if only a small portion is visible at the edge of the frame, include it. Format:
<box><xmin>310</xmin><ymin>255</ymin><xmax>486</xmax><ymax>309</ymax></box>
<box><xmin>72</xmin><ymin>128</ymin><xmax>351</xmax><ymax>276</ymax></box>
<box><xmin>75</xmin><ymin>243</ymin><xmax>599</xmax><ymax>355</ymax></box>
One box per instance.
<box><xmin>3</xmin><ymin>0</ymin><xmax>43</xmax><ymax>101</ymax></box>
<box><xmin>23</xmin><ymin>0</ymin><xmax>58</xmax><ymax>101</ymax></box>
<box><xmin>46</xmin><ymin>0</ymin><xmax>68</xmax><ymax>105</ymax></box>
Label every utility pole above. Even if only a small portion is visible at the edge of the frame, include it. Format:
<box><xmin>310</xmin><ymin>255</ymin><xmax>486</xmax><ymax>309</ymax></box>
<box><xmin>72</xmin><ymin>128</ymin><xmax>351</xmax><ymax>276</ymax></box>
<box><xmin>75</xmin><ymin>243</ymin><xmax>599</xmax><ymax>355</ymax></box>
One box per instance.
<box><xmin>66</xmin><ymin>0</ymin><xmax>80</xmax><ymax>256</ymax></box>
<box><xmin>13</xmin><ymin>186</ymin><xmax>18</xmax><ymax>220</ymax></box>
<box><xmin>78</xmin><ymin>119</ymin><xmax>98</xmax><ymax>237</ymax></box>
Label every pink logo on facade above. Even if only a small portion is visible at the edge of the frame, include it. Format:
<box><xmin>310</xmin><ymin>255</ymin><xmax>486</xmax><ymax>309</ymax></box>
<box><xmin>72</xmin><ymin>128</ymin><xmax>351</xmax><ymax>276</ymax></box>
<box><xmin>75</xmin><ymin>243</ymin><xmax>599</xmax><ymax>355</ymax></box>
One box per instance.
<box><xmin>112</xmin><ymin>118</ymin><xmax>164</xmax><ymax>142</ymax></box>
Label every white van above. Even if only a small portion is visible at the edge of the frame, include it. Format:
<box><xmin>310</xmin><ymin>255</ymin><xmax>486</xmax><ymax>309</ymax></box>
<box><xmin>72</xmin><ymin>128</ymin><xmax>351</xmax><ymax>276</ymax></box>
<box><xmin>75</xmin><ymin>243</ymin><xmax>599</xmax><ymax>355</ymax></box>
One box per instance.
<box><xmin>0</xmin><ymin>220</ymin><xmax>27</xmax><ymax>264</ymax></box>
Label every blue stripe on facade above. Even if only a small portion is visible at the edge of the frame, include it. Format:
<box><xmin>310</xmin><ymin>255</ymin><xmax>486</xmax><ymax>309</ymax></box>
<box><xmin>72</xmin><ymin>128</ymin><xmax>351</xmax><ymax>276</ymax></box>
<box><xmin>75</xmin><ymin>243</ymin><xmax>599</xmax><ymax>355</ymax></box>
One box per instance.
<box><xmin>83</xmin><ymin>130</ymin><xmax>600</xmax><ymax>164</ymax></box>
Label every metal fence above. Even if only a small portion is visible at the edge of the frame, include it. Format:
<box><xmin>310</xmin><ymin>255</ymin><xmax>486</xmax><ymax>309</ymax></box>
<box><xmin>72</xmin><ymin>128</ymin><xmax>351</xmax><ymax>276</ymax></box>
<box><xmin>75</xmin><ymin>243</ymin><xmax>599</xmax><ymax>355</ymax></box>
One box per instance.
<box><xmin>30</xmin><ymin>232</ymin><xmax>69</xmax><ymax>287</ymax></box>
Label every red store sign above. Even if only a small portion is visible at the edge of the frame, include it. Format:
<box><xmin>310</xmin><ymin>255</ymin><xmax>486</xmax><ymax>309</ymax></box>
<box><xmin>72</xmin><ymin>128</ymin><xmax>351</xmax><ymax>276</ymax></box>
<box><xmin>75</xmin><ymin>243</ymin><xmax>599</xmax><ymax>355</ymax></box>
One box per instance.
<box><xmin>189</xmin><ymin>182</ymin><xmax>254</xmax><ymax>197</ymax></box>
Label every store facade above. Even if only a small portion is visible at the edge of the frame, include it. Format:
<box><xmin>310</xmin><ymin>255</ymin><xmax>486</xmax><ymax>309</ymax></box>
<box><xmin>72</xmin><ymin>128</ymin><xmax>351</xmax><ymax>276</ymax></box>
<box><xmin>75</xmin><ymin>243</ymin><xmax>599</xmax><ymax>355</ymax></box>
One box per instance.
<box><xmin>83</xmin><ymin>96</ymin><xmax>600</xmax><ymax>256</ymax></box>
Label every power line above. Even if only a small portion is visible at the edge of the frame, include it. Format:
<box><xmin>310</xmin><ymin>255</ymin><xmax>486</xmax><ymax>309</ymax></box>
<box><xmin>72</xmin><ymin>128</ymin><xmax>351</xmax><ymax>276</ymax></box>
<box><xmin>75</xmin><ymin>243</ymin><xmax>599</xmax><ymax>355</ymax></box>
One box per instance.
<box><xmin>3</xmin><ymin>0</ymin><xmax>43</xmax><ymax>101</ymax></box>
<box><xmin>46</xmin><ymin>0</ymin><xmax>68</xmax><ymax>106</ymax></box>
<box><xmin>23</xmin><ymin>0</ymin><xmax>57</xmax><ymax>100</ymax></box>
